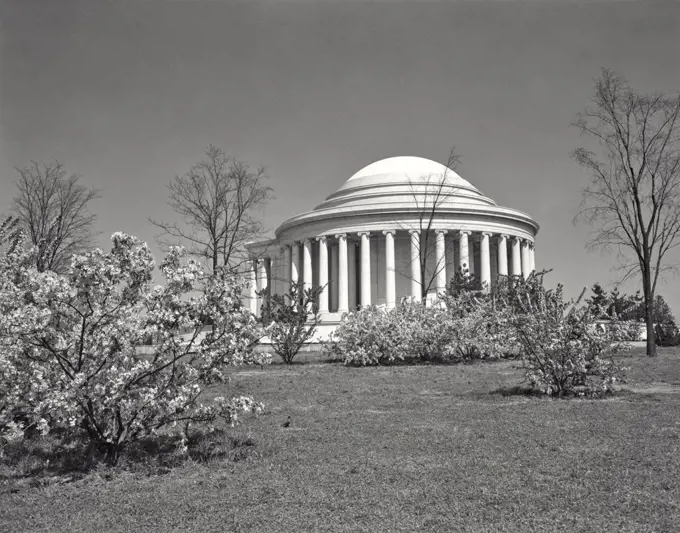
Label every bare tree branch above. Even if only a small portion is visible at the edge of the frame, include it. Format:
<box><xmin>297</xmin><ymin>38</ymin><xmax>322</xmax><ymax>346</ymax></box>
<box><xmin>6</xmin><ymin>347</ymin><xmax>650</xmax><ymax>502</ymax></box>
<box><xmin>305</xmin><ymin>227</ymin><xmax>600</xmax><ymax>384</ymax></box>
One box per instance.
<box><xmin>150</xmin><ymin>145</ymin><xmax>274</xmax><ymax>274</ymax></box>
<box><xmin>572</xmin><ymin>68</ymin><xmax>680</xmax><ymax>356</ymax></box>
<box><xmin>399</xmin><ymin>147</ymin><xmax>462</xmax><ymax>300</ymax></box>
<box><xmin>12</xmin><ymin>161</ymin><xmax>100</xmax><ymax>273</ymax></box>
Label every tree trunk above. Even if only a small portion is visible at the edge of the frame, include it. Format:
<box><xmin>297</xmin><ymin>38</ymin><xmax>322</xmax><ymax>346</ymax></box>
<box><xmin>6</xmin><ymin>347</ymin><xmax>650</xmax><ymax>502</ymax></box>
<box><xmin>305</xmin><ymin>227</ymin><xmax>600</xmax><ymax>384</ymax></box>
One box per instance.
<box><xmin>643</xmin><ymin>271</ymin><xmax>657</xmax><ymax>357</ymax></box>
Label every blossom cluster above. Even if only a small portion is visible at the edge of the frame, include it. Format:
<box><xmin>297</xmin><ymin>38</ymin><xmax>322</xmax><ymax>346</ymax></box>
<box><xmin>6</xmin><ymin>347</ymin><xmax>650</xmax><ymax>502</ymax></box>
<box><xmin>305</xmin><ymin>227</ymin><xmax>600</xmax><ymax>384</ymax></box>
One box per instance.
<box><xmin>0</xmin><ymin>232</ymin><xmax>268</xmax><ymax>462</ymax></box>
<box><xmin>327</xmin><ymin>295</ymin><xmax>512</xmax><ymax>366</ymax></box>
<box><xmin>508</xmin><ymin>281</ymin><xmax>628</xmax><ymax>396</ymax></box>
<box><xmin>329</xmin><ymin>271</ymin><xmax>628</xmax><ymax>398</ymax></box>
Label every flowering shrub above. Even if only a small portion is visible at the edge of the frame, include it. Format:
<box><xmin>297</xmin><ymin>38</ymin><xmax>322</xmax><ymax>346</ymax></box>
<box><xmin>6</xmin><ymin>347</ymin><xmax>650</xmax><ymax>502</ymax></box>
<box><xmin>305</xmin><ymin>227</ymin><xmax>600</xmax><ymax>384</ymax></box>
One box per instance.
<box><xmin>328</xmin><ymin>268</ymin><xmax>628</xmax><ymax>393</ymax></box>
<box><xmin>327</xmin><ymin>292</ymin><xmax>513</xmax><ymax>366</ymax></box>
<box><xmin>398</xmin><ymin>296</ymin><xmax>511</xmax><ymax>363</ymax></box>
<box><xmin>509</xmin><ymin>284</ymin><xmax>627</xmax><ymax>397</ymax></box>
<box><xmin>262</xmin><ymin>282</ymin><xmax>323</xmax><ymax>364</ymax></box>
<box><xmin>327</xmin><ymin>306</ymin><xmax>408</xmax><ymax>365</ymax></box>
<box><xmin>0</xmin><ymin>233</ymin><xmax>268</xmax><ymax>464</ymax></box>
<box><xmin>441</xmin><ymin>292</ymin><xmax>515</xmax><ymax>361</ymax></box>
<box><xmin>397</xmin><ymin>302</ymin><xmax>456</xmax><ymax>361</ymax></box>
<box><xmin>490</xmin><ymin>271</ymin><xmax>554</xmax><ymax>316</ymax></box>
<box><xmin>607</xmin><ymin>318</ymin><xmax>642</xmax><ymax>342</ymax></box>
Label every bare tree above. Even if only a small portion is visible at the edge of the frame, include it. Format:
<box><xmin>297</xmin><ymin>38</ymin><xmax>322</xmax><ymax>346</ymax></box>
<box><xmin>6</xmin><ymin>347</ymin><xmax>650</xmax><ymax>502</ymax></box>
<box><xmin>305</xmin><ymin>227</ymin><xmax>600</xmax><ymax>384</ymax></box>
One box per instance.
<box><xmin>151</xmin><ymin>145</ymin><xmax>274</xmax><ymax>274</ymax></box>
<box><xmin>402</xmin><ymin>148</ymin><xmax>462</xmax><ymax>300</ymax></box>
<box><xmin>12</xmin><ymin>161</ymin><xmax>100</xmax><ymax>274</ymax></box>
<box><xmin>572</xmin><ymin>68</ymin><xmax>680</xmax><ymax>356</ymax></box>
<box><xmin>0</xmin><ymin>216</ymin><xmax>23</xmax><ymax>258</ymax></box>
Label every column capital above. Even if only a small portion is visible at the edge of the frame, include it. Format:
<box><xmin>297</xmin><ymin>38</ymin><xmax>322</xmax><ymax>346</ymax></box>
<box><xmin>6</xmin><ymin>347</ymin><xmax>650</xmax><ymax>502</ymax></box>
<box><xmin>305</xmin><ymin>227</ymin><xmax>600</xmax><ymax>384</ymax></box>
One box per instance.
<box><xmin>499</xmin><ymin>233</ymin><xmax>509</xmax><ymax>240</ymax></box>
<box><xmin>382</xmin><ymin>229</ymin><xmax>396</xmax><ymax>236</ymax></box>
<box><xmin>408</xmin><ymin>229</ymin><xmax>420</xmax><ymax>235</ymax></box>
<box><xmin>481</xmin><ymin>232</ymin><xmax>493</xmax><ymax>238</ymax></box>
<box><xmin>512</xmin><ymin>235</ymin><xmax>522</xmax><ymax>243</ymax></box>
<box><xmin>334</xmin><ymin>233</ymin><xmax>347</xmax><ymax>240</ymax></box>
<box><xmin>357</xmin><ymin>231</ymin><xmax>371</xmax><ymax>237</ymax></box>
<box><xmin>434</xmin><ymin>229</ymin><xmax>449</xmax><ymax>235</ymax></box>
<box><xmin>459</xmin><ymin>230</ymin><xmax>471</xmax><ymax>236</ymax></box>
<box><xmin>316</xmin><ymin>235</ymin><xmax>328</xmax><ymax>243</ymax></box>
<box><xmin>303</xmin><ymin>237</ymin><xmax>313</xmax><ymax>244</ymax></box>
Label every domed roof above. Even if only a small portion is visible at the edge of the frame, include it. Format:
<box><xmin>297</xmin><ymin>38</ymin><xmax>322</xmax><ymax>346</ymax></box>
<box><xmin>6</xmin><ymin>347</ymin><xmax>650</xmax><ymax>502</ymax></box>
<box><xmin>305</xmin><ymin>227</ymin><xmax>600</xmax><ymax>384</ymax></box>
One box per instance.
<box><xmin>346</xmin><ymin>156</ymin><xmax>476</xmax><ymax>191</ymax></box>
<box><xmin>273</xmin><ymin>155</ymin><xmax>539</xmax><ymax>241</ymax></box>
<box><xmin>314</xmin><ymin>155</ymin><xmax>490</xmax><ymax>212</ymax></box>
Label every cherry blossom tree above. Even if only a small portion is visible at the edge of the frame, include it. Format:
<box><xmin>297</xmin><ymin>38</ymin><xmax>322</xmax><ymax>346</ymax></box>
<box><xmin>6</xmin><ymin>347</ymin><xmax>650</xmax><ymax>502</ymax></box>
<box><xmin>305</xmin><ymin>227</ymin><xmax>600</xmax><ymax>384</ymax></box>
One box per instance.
<box><xmin>0</xmin><ymin>232</ymin><xmax>268</xmax><ymax>464</ymax></box>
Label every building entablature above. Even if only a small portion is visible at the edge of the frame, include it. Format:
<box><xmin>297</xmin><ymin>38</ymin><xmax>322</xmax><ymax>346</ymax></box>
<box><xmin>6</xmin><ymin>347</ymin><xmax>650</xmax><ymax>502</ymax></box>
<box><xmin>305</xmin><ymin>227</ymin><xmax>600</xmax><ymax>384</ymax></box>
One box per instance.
<box><xmin>274</xmin><ymin>206</ymin><xmax>538</xmax><ymax>245</ymax></box>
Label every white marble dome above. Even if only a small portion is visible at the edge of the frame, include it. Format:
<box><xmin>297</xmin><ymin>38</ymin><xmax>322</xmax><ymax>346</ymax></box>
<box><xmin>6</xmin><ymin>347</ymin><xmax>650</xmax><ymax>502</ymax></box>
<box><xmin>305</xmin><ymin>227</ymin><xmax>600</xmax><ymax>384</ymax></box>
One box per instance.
<box><xmin>274</xmin><ymin>156</ymin><xmax>535</xmax><ymax>239</ymax></box>
<box><xmin>347</xmin><ymin>156</ymin><xmax>474</xmax><ymax>187</ymax></box>
<box><xmin>316</xmin><ymin>156</ymin><xmax>493</xmax><ymax>215</ymax></box>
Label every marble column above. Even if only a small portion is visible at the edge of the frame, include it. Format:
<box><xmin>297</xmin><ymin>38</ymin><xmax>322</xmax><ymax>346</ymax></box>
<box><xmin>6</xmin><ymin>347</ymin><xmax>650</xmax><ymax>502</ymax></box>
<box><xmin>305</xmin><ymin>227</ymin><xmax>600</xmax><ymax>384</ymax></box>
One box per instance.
<box><xmin>359</xmin><ymin>232</ymin><xmax>371</xmax><ymax>306</ymax></box>
<box><xmin>529</xmin><ymin>243</ymin><xmax>536</xmax><ymax>273</ymax></box>
<box><xmin>303</xmin><ymin>238</ymin><xmax>313</xmax><ymax>292</ymax></box>
<box><xmin>480</xmin><ymin>232</ymin><xmax>491</xmax><ymax>292</ymax></box>
<box><xmin>336</xmin><ymin>234</ymin><xmax>349</xmax><ymax>313</ymax></box>
<box><xmin>284</xmin><ymin>245</ymin><xmax>293</xmax><ymax>292</ymax></box>
<box><xmin>290</xmin><ymin>242</ymin><xmax>300</xmax><ymax>287</ymax></box>
<box><xmin>383</xmin><ymin>230</ymin><xmax>396</xmax><ymax>309</ymax></box>
<box><xmin>521</xmin><ymin>240</ymin><xmax>530</xmax><ymax>278</ymax></box>
<box><xmin>266</xmin><ymin>255</ymin><xmax>274</xmax><ymax>296</ymax></box>
<box><xmin>497</xmin><ymin>234</ymin><xmax>508</xmax><ymax>277</ymax></box>
<box><xmin>435</xmin><ymin>229</ymin><xmax>447</xmax><ymax>294</ymax></box>
<box><xmin>330</xmin><ymin>242</ymin><xmax>339</xmax><ymax>311</ymax></box>
<box><xmin>316</xmin><ymin>236</ymin><xmax>329</xmax><ymax>313</ymax></box>
<box><xmin>511</xmin><ymin>237</ymin><xmax>522</xmax><ymax>277</ymax></box>
<box><xmin>348</xmin><ymin>240</ymin><xmax>357</xmax><ymax>310</ymax></box>
<box><xmin>257</xmin><ymin>257</ymin><xmax>268</xmax><ymax>315</ymax></box>
<box><xmin>469</xmin><ymin>237</ymin><xmax>476</xmax><ymax>278</ymax></box>
<box><xmin>409</xmin><ymin>230</ymin><xmax>421</xmax><ymax>300</ymax></box>
<box><xmin>249</xmin><ymin>258</ymin><xmax>258</xmax><ymax>315</ymax></box>
<box><xmin>459</xmin><ymin>231</ymin><xmax>471</xmax><ymax>274</ymax></box>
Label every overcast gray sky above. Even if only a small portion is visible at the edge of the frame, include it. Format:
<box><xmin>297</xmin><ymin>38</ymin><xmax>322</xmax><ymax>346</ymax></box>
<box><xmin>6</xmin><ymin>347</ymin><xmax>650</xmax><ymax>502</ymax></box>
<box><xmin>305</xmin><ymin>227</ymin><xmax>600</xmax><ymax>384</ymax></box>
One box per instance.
<box><xmin>1</xmin><ymin>0</ymin><xmax>680</xmax><ymax>309</ymax></box>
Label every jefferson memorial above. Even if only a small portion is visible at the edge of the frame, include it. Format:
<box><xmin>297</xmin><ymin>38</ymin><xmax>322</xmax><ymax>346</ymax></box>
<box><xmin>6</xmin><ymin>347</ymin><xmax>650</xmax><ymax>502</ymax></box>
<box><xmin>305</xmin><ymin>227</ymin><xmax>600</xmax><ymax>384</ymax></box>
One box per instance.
<box><xmin>246</xmin><ymin>156</ymin><xmax>539</xmax><ymax>336</ymax></box>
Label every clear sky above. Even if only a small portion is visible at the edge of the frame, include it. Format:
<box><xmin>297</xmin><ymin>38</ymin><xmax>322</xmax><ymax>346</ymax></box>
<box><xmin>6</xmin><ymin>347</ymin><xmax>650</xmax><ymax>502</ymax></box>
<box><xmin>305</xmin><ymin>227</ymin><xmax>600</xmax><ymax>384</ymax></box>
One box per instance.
<box><xmin>1</xmin><ymin>0</ymin><xmax>680</xmax><ymax>310</ymax></box>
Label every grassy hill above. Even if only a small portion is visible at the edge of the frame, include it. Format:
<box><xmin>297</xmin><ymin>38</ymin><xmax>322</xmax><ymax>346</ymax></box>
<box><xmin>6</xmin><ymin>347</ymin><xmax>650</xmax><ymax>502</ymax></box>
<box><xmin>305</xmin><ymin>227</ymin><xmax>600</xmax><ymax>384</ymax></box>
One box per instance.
<box><xmin>2</xmin><ymin>346</ymin><xmax>679</xmax><ymax>532</ymax></box>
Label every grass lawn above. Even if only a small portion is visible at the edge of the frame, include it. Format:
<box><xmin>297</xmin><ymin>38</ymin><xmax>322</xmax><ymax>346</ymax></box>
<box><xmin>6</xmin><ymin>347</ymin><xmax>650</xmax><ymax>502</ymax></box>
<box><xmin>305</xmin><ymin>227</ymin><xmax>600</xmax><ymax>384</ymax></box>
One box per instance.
<box><xmin>2</xmin><ymin>347</ymin><xmax>680</xmax><ymax>532</ymax></box>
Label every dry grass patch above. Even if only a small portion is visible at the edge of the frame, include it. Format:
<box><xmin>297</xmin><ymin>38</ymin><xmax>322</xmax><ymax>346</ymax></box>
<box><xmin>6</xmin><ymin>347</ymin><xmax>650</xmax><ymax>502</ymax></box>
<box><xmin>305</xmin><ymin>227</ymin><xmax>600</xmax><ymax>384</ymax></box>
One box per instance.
<box><xmin>2</xmin><ymin>347</ymin><xmax>680</xmax><ymax>532</ymax></box>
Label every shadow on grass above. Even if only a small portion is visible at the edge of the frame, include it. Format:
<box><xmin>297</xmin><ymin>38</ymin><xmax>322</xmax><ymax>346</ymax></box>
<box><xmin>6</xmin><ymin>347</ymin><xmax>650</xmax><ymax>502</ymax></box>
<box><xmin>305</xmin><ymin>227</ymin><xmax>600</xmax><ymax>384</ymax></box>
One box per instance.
<box><xmin>489</xmin><ymin>384</ymin><xmax>628</xmax><ymax>400</ymax></box>
<box><xmin>268</xmin><ymin>356</ymin><xmax>340</xmax><ymax>366</ymax></box>
<box><xmin>341</xmin><ymin>356</ymin><xmax>517</xmax><ymax>368</ymax></box>
<box><xmin>489</xmin><ymin>384</ymin><xmax>543</xmax><ymax>397</ymax></box>
<box><xmin>0</xmin><ymin>427</ymin><xmax>261</xmax><ymax>491</ymax></box>
<box><xmin>264</xmin><ymin>349</ymin><xmax>522</xmax><ymax>368</ymax></box>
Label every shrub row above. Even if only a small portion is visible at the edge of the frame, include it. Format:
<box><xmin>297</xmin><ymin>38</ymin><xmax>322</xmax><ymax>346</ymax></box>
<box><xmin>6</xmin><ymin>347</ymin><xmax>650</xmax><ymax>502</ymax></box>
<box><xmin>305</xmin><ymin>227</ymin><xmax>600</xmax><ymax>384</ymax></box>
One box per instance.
<box><xmin>327</xmin><ymin>273</ymin><xmax>629</xmax><ymax>397</ymax></box>
<box><xmin>327</xmin><ymin>293</ymin><xmax>512</xmax><ymax>366</ymax></box>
